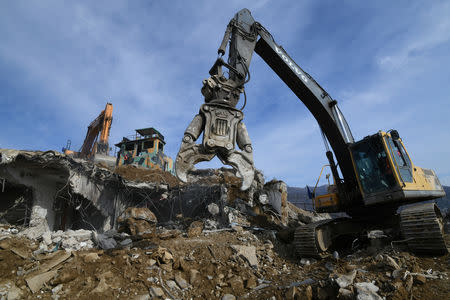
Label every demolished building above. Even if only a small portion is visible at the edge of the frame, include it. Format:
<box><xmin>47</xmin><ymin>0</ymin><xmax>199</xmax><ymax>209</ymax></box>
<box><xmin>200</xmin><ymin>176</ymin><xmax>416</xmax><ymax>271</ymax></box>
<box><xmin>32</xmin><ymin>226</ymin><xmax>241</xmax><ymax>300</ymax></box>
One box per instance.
<box><xmin>0</xmin><ymin>149</ymin><xmax>324</xmax><ymax>242</ymax></box>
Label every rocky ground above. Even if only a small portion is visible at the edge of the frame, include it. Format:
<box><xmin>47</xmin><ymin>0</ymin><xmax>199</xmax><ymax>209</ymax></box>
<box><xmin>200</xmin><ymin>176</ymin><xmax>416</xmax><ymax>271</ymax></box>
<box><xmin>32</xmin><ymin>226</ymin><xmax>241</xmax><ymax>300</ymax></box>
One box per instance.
<box><xmin>0</xmin><ymin>221</ymin><xmax>448</xmax><ymax>300</ymax></box>
<box><xmin>0</xmin><ymin>150</ymin><xmax>448</xmax><ymax>299</ymax></box>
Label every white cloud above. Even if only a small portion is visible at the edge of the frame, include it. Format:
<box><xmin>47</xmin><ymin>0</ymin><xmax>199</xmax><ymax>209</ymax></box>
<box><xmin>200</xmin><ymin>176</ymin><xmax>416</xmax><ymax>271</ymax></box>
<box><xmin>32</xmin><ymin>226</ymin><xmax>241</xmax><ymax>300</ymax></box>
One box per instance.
<box><xmin>376</xmin><ymin>2</ymin><xmax>450</xmax><ymax>71</ymax></box>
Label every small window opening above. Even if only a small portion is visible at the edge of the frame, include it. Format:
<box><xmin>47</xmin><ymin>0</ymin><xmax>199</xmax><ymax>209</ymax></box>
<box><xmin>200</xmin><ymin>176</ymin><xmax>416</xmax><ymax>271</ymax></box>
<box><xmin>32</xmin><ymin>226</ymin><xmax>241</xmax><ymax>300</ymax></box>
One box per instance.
<box><xmin>125</xmin><ymin>143</ymin><xmax>135</xmax><ymax>151</ymax></box>
<box><xmin>143</xmin><ymin>140</ymin><xmax>154</xmax><ymax>149</ymax></box>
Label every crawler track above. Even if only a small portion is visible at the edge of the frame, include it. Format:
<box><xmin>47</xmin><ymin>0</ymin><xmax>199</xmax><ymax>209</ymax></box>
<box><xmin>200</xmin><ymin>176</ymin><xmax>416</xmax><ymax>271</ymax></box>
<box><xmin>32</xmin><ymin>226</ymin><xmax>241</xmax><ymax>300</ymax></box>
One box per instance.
<box><xmin>293</xmin><ymin>219</ymin><xmax>335</xmax><ymax>258</ymax></box>
<box><xmin>400</xmin><ymin>202</ymin><xmax>449</xmax><ymax>255</ymax></box>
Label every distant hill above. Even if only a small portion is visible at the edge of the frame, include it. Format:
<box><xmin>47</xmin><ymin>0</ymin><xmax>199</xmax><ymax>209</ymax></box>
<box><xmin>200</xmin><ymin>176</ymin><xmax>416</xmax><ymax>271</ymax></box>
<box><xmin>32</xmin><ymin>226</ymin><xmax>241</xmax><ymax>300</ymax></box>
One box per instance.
<box><xmin>287</xmin><ymin>185</ymin><xmax>450</xmax><ymax>213</ymax></box>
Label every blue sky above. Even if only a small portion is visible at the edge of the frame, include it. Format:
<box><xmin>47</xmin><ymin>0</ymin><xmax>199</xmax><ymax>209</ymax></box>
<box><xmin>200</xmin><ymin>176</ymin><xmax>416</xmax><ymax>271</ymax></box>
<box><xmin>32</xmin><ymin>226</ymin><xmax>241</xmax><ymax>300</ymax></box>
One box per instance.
<box><xmin>1</xmin><ymin>0</ymin><xmax>449</xmax><ymax>187</ymax></box>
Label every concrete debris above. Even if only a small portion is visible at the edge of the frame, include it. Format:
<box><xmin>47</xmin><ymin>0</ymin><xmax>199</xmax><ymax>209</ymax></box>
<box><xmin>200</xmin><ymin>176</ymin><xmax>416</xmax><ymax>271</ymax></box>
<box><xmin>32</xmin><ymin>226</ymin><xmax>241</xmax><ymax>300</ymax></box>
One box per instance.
<box><xmin>338</xmin><ymin>288</ymin><xmax>354</xmax><ymax>299</ymax></box>
<box><xmin>118</xmin><ymin>207</ymin><xmax>157</xmax><ymax>237</ymax></box>
<box><xmin>187</xmin><ymin>220</ymin><xmax>204</xmax><ymax>238</ymax></box>
<box><xmin>165</xmin><ymin>280</ymin><xmax>178</xmax><ymax>290</ymax></box>
<box><xmin>81</xmin><ymin>252</ymin><xmax>100</xmax><ymax>263</ymax></box>
<box><xmin>355</xmin><ymin>282</ymin><xmax>383</xmax><ymax>300</ymax></box>
<box><xmin>149</xmin><ymin>286</ymin><xmax>164</xmax><ymax>298</ymax></box>
<box><xmin>26</xmin><ymin>270</ymin><xmax>58</xmax><ymax>293</ymax></box>
<box><xmin>333</xmin><ymin>251</ymin><xmax>339</xmax><ymax>260</ymax></box>
<box><xmin>0</xmin><ymin>281</ymin><xmax>23</xmax><ymax>300</ymax></box>
<box><xmin>120</xmin><ymin>238</ymin><xmax>132</xmax><ymax>247</ymax></box>
<box><xmin>231</xmin><ymin>245</ymin><xmax>258</xmax><ymax>268</ymax></box>
<box><xmin>10</xmin><ymin>246</ymin><xmax>30</xmax><ymax>259</ymax></box>
<box><xmin>391</xmin><ymin>268</ymin><xmax>404</xmax><ymax>279</ymax></box>
<box><xmin>174</xmin><ymin>272</ymin><xmax>188</xmax><ymax>289</ymax></box>
<box><xmin>414</xmin><ymin>274</ymin><xmax>427</xmax><ymax>284</ymax></box>
<box><xmin>335</xmin><ymin>270</ymin><xmax>356</xmax><ymax>288</ymax></box>
<box><xmin>94</xmin><ymin>233</ymin><xmax>117</xmax><ymax>250</ymax></box>
<box><xmin>42</xmin><ymin>231</ymin><xmax>52</xmax><ymax>246</ymax></box>
<box><xmin>119</xmin><ymin>207</ymin><xmax>158</xmax><ymax>223</ymax></box>
<box><xmin>367</xmin><ymin>230</ymin><xmax>386</xmax><ymax>239</ymax></box>
<box><xmin>221</xmin><ymin>294</ymin><xmax>236</xmax><ymax>300</ymax></box>
<box><xmin>0</xmin><ymin>149</ymin><xmax>448</xmax><ymax>299</ymax></box>
<box><xmin>258</xmin><ymin>194</ymin><xmax>268</xmax><ymax>205</ymax></box>
<box><xmin>133</xmin><ymin>295</ymin><xmax>150</xmax><ymax>300</ymax></box>
<box><xmin>189</xmin><ymin>269</ymin><xmax>200</xmax><ymax>285</ymax></box>
<box><xmin>384</xmin><ymin>255</ymin><xmax>400</xmax><ymax>270</ymax></box>
<box><xmin>300</xmin><ymin>258</ymin><xmax>316</xmax><ymax>265</ymax></box>
<box><xmin>51</xmin><ymin>284</ymin><xmax>63</xmax><ymax>294</ymax></box>
<box><xmin>207</xmin><ymin>203</ymin><xmax>220</xmax><ymax>215</ymax></box>
<box><xmin>287</xmin><ymin>278</ymin><xmax>315</xmax><ymax>288</ymax></box>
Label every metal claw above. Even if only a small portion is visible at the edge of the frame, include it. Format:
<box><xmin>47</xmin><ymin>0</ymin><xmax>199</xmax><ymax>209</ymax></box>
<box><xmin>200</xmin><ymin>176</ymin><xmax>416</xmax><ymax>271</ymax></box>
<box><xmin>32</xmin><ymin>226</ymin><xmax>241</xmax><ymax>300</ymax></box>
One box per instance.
<box><xmin>175</xmin><ymin>143</ymin><xmax>215</xmax><ymax>183</ymax></box>
<box><xmin>218</xmin><ymin>150</ymin><xmax>255</xmax><ymax>191</ymax></box>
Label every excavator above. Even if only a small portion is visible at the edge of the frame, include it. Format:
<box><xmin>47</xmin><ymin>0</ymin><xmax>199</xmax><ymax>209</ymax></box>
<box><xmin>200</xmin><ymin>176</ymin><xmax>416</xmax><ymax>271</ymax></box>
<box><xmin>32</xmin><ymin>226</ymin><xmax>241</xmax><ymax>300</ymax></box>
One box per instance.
<box><xmin>175</xmin><ymin>9</ymin><xmax>448</xmax><ymax>256</ymax></box>
<box><xmin>63</xmin><ymin>103</ymin><xmax>116</xmax><ymax>166</ymax></box>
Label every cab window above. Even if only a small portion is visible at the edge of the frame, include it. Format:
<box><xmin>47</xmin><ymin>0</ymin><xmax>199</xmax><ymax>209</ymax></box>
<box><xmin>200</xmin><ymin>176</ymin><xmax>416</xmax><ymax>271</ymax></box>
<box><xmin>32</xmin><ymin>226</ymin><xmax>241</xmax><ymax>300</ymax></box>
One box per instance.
<box><xmin>351</xmin><ymin>135</ymin><xmax>397</xmax><ymax>194</ymax></box>
<box><xmin>385</xmin><ymin>137</ymin><xmax>413</xmax><ymax>182</ymax></box>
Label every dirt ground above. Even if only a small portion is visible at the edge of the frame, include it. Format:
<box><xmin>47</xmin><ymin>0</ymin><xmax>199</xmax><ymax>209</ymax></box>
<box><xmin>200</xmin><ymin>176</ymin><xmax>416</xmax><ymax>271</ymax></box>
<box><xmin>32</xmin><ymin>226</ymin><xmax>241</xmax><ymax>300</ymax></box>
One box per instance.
<box><xmin>113</xmin><ymin>165</ymin><xmax>180</xmax><ymax>188</ymax></box>
<box><xmin>0</xmin><ymin>226</ymin><xmax>448</xmax><ymax>300</ymax></box>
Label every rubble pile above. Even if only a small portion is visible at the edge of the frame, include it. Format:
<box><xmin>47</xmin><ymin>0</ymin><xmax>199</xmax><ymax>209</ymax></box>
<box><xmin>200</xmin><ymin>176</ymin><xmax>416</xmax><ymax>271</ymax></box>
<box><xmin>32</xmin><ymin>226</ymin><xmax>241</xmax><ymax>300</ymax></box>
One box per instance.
<box><xmin>0</xmin><ymin>222</ymin><xmax>449</xmax><ymax>299</ymax></box>
<box><xmin>0</xmin><ymin>149</ymin><xmax>448</xmax><ymax>299</ymax></box>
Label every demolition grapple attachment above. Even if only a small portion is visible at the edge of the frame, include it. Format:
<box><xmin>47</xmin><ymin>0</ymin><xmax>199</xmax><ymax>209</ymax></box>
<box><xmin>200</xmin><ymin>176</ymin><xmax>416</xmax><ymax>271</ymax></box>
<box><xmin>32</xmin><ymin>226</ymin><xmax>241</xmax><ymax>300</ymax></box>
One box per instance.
<box><xmin>175</xmin><ymin>9</ymin><xmax>259</xmax><ymax>190</ymax></box>
<box><xmin>175</xmin><ymin>103</ymin><xmax>254</xmax><ymax>190</ymax></box>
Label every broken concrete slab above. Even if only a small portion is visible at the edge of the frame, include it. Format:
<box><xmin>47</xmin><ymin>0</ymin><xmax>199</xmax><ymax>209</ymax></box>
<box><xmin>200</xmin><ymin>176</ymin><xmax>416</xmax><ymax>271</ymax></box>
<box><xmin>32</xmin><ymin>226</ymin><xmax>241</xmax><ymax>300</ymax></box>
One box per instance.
<box><xmin>149</xmin><ymin>286</ymin><xmax>164</xmax><ymax>298</ymax></box>
<box><xmin>0</xmin><ymin>281</ymin><xmax>24</xmax><ymax>300</ymax></box>
<box><xmin>355</xmin><ymin>282</ymin><xmax>383</xmax><ymax>300</ymax></box>
<box><xmin>94</xmin><ymin>233</ymin><xmax>117</xmax><ymax>250</ymax></box>
<box><xmin>118</xmin><ymin>207</ymin><xmax>157</xmax><ymax>223</ymax></box>
<box><xmin>10</xmin><ymin>247</ymin><xmax>30</xmax><ymax>259</ymax></box>
<box><xmin>335</xmin><ymin>270</ymin><xmax>357</xmax><ymax>288</ymax></box>
<box><xmin>33</xmin><ymin>251</ymin><xmax>71</xmax><ymax>274</ymax></box>
<box><xmin>231</xmin><ymin>245</ymin><xmax>258</xmax><ymax>268</ymax></box>
<box><xmin>26</xmin><ymin>269</ymin><xmax>58</xmax><ymax>293</ymax></box>
<box><xmin>174</xmin><ymin>273</ymin><xmax>188</xmax><ymax>289</ymax></box>
<box><xmin>187</xmin><ymin>220</ymin><xmax>204</xmax><ymax>238</ymax></box>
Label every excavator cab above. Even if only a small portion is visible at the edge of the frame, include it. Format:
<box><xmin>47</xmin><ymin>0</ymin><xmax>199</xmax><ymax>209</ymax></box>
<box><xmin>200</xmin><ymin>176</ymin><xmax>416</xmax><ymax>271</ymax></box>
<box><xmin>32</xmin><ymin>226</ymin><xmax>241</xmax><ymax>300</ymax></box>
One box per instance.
<box><xmin>350</xmin><ymin>130</ymin><xmax>445</xmax><ymax>207</ymax></box>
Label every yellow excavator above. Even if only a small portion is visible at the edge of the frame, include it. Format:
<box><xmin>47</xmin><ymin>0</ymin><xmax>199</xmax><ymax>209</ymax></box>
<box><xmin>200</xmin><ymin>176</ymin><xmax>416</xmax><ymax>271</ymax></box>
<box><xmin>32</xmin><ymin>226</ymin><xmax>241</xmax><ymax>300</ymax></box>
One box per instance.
<box><xmin>63</xmin><ymin>103</ymin><xmax>116</xmax><ymax>166</ymax></box>
<box><xmin>176</xmin><ymin>9</ymin><xmax>447</xmax><ymax>256</ymax></box>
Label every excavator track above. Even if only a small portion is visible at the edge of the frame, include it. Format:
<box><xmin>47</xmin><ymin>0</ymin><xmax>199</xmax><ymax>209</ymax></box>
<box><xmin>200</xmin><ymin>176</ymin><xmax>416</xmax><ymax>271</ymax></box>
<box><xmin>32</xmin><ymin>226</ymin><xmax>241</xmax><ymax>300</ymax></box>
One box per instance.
<box><xmin>294</xmin><ymin>219</ymin><xmax>336</xmax><ymax>258</ymax></box>
<box><xmin>400</xmin><ymin>202</ymin><xmax>449</xmax><ymax>255</ymax></box>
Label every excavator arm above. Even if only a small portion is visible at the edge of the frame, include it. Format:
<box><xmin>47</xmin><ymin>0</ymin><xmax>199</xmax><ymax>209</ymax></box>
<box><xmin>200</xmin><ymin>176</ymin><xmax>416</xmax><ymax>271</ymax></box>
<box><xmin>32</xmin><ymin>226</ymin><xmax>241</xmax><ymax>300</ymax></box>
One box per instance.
<box><xmin>79</xmin><ymin>103</ymin><xmax>113</xmax><ymax>158</ymax></box>
<box><xmin>177</xmin><ymin>9</ymin><xmax>443</xmax><ymax>211</ymax></box>
<box><xmin>218</xmin><ymin>9</ymin><xmax>359</xmax><ymax>200</ymax></box>
<box><xmin>177</xmin><ymin>9</ymin><xmax>358</xmax><ymax>198</ymax></box>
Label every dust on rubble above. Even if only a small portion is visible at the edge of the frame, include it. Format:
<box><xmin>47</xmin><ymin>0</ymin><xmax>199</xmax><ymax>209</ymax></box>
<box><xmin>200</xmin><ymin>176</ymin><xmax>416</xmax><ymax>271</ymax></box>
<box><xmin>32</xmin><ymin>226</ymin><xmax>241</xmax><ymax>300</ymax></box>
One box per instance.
<box><xmin>113</xmin><ymin>165</ymin><xmax>180</xmax><ymax>187</ymax></box>
<box><xmin>0</xmin><ymin>222</ymin><xmax>449</xmax><ymax>300</ymax></box>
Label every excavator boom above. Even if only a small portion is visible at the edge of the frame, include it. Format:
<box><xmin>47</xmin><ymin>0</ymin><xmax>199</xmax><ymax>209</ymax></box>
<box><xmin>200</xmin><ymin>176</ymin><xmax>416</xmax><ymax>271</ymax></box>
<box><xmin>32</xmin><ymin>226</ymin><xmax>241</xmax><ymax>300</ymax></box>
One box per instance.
<box><xmin>79</xmin><ymin>103</ymin><xmax>113</xmax><ymax>158</ymax></box>
<box><xmin>65</xmin><ymin>102</ymin><xmax>113</xmax><ymax>161</ymax></box>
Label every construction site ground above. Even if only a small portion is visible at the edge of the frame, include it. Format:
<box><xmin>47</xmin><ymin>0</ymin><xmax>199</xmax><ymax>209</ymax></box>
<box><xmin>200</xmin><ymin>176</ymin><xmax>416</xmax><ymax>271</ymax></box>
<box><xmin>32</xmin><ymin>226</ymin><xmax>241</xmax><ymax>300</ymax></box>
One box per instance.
<box><xmin>0</xmin><ymin>223</ymin><xmax>448</xmax><ymax>300</ymax></box>
<box><xmin>0</xmin><ymin>151</ymin><xmax>448</xmax><ymax>299</ymax></box>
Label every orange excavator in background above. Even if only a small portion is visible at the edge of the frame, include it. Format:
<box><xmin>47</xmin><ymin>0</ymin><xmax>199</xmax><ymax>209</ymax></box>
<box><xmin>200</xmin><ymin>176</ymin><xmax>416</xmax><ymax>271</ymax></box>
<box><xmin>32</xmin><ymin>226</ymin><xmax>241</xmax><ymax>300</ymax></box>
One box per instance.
<box><xmin>63</xmin><ymin>103</ymin><xmax>116</xmax><ymax>166</ymax></box>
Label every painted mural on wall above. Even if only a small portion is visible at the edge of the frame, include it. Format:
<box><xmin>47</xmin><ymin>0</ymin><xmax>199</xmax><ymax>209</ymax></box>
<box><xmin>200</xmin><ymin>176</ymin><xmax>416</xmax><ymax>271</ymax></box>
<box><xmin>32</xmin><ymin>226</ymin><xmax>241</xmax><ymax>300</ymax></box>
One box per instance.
<box><xmin>115</xmin><ymin>127</ymin><xmax>175</xmax><ymax>175</ymax></box>
<box><xmin>117</xmin><ymin>148</ymin><xmax>174</xmax><ymax>174</ymax></box>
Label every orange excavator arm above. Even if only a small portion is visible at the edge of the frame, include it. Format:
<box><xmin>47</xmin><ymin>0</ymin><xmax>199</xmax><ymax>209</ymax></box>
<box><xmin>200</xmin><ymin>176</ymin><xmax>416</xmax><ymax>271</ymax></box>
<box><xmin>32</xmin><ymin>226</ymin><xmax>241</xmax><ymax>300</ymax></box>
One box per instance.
<box><xmin>79</xmin><ymin>103</ymin><xmax>113</xmax><ymax>158</ymax></box>
<box><xmin>99</xmin><ymin>103</ymin><xmax>113</xmax><ymax>144</ymax></box>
